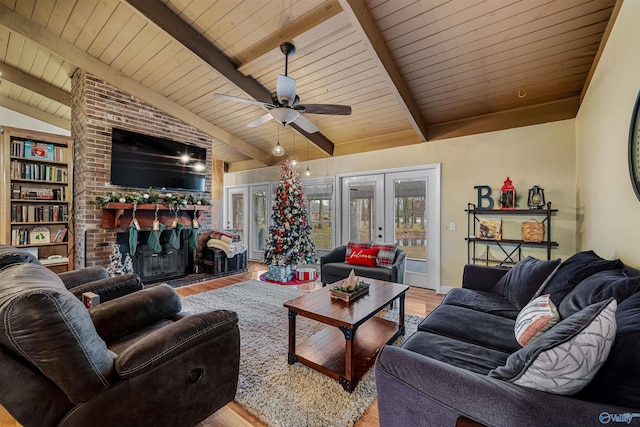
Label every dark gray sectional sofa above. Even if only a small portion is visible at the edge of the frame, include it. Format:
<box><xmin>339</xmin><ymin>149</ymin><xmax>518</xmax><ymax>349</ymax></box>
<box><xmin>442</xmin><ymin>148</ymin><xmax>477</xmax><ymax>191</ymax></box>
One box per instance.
<box><xmin>376</xmin><ymin>251</ymin><xmax>640</xmax><ymax>427</ymax></box>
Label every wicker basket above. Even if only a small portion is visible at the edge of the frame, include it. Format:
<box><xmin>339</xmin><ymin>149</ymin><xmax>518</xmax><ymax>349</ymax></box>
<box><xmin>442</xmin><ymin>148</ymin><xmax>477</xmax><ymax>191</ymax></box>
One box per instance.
<box><xmin>521</xmin><ymin>219</ymin><xmax>545</xmax><ymax>243</ymax></box>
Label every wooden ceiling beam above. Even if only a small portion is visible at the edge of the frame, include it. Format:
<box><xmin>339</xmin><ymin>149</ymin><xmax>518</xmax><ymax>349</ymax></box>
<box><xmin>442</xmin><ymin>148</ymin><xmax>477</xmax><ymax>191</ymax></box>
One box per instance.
<box><xmin>0</xmin><ymin>4</ymin><xmax>273</xmax><ymax>166</ymax></box>
<box><xmin>290</xmin><ymin>123</ymin><xmax>334</xmax><ymax>157</ymax></box>
<box><xmin>124</xmin><ymin>0</ymin><xmax>336</xmax><ymax>158</ymax></box>
<box><xmin>338</xmin><ymin>0</ymin><xmax>428</xmax><ymax>143</ymax></box>
<box><xmin>0</xmin><ymin>62</ymin><xmax>71</xmax><ymax>106</ymax></box>
<box><xmin>0</xmin><ymin>95</ymin><xmax>70</xmax><ymax>130</ymax></box>
<box><xmin>124</xmin><ymin>0</ymin><xmax>272</xmax><ymax>103</ymax></box>
<box><xmin>426</xmin><ymin>98</ymin><xmax>580</xmax><ymax>141</ymax></box>
<box><xmin>580</xmin><ymin>0</ymin><xmax>623</xmax><ymax>104</ymax></box>
<box><xmin>233</xmin><ymin>0</ymin><xmax>342</xmax><ymax>66</ymax></box>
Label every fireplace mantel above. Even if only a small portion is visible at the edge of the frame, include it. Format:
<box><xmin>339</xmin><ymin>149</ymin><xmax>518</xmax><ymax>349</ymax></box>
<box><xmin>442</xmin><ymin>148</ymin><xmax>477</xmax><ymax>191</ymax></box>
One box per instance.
<box><xmin>101</xmin><ymin>203</ymin><xmax>207</xmax><ymax>229</ymax></box>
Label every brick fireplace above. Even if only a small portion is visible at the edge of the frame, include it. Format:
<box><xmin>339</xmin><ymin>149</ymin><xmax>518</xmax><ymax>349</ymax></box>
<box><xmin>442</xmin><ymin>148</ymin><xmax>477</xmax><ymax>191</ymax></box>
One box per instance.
<box><xmin>70</xmin><ymin>70</ymin><xmax>223</xmax><ymax>275</ymax></box>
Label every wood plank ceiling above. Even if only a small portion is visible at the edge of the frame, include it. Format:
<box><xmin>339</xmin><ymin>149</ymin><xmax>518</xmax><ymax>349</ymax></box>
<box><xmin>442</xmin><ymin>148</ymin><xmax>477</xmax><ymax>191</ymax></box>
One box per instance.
<box><xmin>0</xmin><ymin>0</ymin><xmax>619</xmax><ymax>171</ymax></box>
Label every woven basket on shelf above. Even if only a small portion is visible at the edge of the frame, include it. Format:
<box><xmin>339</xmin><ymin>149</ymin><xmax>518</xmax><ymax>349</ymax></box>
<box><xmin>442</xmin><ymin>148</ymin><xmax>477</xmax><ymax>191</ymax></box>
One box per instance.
<box><xmin>521</xmin><ymin>219</ymin><xmax>545</xmax><ymax>243</ymax></box>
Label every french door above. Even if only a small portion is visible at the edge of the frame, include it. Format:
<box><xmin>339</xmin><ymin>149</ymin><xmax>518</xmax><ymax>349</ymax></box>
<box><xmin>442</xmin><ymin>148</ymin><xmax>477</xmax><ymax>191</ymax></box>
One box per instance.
<box><xmin>340</xmin><ymin>166</ymin><xmax>440</xmax><ymax>290</ymax></box>
<box><xmin>224</xmin><ymin>186</ymin><xmax>247</xmax><ymax>243</ymax></box>
<box><xmin>249</xmin><ymin>184</ymin><xmax>270</xmax><ymax>260</ymax></box>
<box><xmin>225</xmin><ymin>184</ymin><xmax>272</xmax><ymax>261</ymax></box>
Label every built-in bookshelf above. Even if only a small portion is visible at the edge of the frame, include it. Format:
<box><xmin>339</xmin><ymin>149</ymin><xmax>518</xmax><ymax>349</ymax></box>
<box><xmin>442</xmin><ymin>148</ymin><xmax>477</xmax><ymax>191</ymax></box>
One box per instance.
<box><xmin>1</xmin><ymin>126</ymin><xmax>73</xmax><ymax>273</ymax></box>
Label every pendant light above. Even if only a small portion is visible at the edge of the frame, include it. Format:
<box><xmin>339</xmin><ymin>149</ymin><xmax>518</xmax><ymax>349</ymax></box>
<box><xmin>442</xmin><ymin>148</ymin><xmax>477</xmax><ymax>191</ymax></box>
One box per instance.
<box><xmin>290</xmin><ymin>128</ymin><xmax>297</xmax><ymax>167</ymax></box>
<box><xmin>272</xmin><ymin>124</ymin><xmax>285</xmax><ymax>157</ymax></box>
<box><xmin>304</xmin><ymin>138</ymin><xmax>311</xmax><ymax>177</ymax></box>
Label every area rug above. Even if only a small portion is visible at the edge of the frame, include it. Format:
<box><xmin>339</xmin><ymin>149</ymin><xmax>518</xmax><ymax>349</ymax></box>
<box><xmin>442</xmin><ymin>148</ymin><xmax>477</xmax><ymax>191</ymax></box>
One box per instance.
<box><xmin>180</xmin><ymin>280</ymin><xmax>421</xmax><ymax>427</ymax></box>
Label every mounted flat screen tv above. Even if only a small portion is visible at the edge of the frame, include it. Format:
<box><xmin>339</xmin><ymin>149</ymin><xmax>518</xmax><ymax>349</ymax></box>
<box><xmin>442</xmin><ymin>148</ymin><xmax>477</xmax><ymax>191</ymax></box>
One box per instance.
<box><xmin>110</xmin><ymin>128</ymin><xmax>206</xmax><ymax>191</ymax></box>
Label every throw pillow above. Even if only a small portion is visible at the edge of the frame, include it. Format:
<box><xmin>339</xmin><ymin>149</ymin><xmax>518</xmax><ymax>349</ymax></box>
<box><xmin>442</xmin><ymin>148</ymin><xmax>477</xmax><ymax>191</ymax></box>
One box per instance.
<box><xmin>558</xmin><ymin>269</ymin><xmax>640</xmax><ymax>319</ymax></box>
<box><xmin>347</xmin><ymin>247</ymin><xmax>379</xmax><ymax>267</ymax></box>
<box><xmin>372</xmin><ymin>243</ymin><xmax>398</xmax><ymax>268</ymax></box>
<box><xmin>578</xmin><ymin>290</ymin><xmax>640</xmax><ymax>409</ymax></box>
<box><xmin>514</xmin><ymin>294</ymin><xmax>560</xmax><ymax>347</ymax></box>
<box><xmin>345</xmin><ymin>241</ymin><xmax>371</xmax><ymax>260</ymax></box>
<box><xmin>535</xmin><ymin>250</ymin><xmax>623</xmax><ymax>305</ymax></box>
<box><xmin>491</xmin><ymin>257</ymin><xmax>561</xmax><ymax>310</ymax></box>
<box><xmin>489</xmin><ymin>298</ymin><xmax>617</xmax><ymax>395</ymax></box>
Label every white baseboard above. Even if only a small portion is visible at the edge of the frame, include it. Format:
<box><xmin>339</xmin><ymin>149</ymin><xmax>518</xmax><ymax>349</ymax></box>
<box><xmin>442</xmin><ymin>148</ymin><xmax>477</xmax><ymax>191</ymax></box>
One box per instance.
<box><xmin>438</xmin><ymin>285</ymin><xmax>455</xmax><ymax>295</ymax></box>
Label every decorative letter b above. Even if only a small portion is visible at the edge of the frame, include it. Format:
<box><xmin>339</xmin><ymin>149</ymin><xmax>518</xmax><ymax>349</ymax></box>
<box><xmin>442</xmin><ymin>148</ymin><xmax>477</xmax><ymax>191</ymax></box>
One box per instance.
<box><xmin>475</xmin><ymin>185</ymin><xmax>494</xmax><ymax>209</ymax></box>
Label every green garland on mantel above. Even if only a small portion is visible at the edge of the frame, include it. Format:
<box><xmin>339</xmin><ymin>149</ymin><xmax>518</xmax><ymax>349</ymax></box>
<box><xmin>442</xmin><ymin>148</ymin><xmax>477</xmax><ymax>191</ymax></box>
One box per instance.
<box><xmin>94</xmin><ymin>188</ymin><xmax>211</xmax><ymax>209</ymax></box>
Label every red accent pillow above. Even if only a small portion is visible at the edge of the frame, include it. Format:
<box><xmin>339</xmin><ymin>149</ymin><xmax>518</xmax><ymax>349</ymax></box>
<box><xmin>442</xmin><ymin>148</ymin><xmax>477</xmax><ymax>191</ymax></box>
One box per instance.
<box><xmin>345</xmin><ymin>241</ymin><xmax>372</xmax><ymax>260</ymax></box>
<box><xmin>347</xmin><ymin>247</ymin><xmax>379</xmax><ymax>267</ymax></box>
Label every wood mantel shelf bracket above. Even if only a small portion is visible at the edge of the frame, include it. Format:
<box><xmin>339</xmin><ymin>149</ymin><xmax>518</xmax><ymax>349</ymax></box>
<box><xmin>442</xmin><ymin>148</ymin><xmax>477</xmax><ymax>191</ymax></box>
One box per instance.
<box><xmin>101</xmin><ymin>203</ymin><xmax>206</xmax><ymax>229</ymax></box>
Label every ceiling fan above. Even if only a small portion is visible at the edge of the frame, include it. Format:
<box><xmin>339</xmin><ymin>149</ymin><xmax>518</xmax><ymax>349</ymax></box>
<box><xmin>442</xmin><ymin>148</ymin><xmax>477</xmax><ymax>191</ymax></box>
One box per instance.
<box><xmin>214</xmin><ymin>42</ymin><xmax>351</xmax><ymax>133</ymax></box>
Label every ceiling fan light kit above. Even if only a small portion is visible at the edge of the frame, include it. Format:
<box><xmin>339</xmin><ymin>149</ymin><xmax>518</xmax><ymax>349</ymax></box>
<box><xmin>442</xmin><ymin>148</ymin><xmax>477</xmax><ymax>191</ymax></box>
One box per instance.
<box><xmin>272</xmin><ymin>124</ymin><xmax>285</xmax><ymax>157</ymax></box>
<box><xmin>272</xmin><ymin>142</ymin><xmax>285</xmax><ymax>157</ymax></box>
<box><xmin>270</xmin><ymin>107</ymin><xmax>299</xmax><ymax>124</ymax></box>
<box><xmin>213</xmin><ymin>41</ymin><xmax>351</xmax><ymax>135</ymax></box>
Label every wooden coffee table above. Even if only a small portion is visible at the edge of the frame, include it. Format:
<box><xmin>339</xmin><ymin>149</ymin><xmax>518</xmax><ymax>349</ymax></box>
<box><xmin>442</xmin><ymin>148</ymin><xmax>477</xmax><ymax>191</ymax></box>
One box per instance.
<box><xmin>283</xmin><ymin>279</ymin><xmax>409</xmax><ymax>392</ymax></box>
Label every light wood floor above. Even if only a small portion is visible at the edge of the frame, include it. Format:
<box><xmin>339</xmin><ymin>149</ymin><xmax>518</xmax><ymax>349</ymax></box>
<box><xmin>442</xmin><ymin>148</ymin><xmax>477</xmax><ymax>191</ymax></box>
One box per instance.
<box><xmin>0</xmin><ymin>262</ymin><xmax>444</xmax><ymax>427</ymax></box>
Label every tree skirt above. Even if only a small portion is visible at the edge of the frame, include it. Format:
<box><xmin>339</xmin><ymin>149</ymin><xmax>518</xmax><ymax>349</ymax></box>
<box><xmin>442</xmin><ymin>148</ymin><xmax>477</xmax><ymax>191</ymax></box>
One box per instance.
<box><xmin>259</xmin><ymin>271</ymin><xmax>318</xmax><ymax>285</ymax></box>
<box><xmin>181</xmin><ymin>280</ymin><xmax>421</xmax><ymax>427</ymax></box>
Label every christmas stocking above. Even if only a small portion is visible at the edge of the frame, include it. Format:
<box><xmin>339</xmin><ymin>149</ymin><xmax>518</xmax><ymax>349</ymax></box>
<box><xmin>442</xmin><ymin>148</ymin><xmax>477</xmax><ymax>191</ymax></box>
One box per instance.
<box><xmin>147</xmin><ymin>221</ymin><xmax>165</xmax><ymax>253</ymax></box>
<box><xmin>189</xmin><ymin>218</ymin><xmax>200</xmax><ymax>249</ymax></box>
<box><xmin>169</xmin><ymin>221</ymin><xmax>184</xmax><ymax>249</ymax></box>
<box><xmin>129</xmin><ymin>219</ymin><xmax>139</xmax><ymax>255</ymax></box>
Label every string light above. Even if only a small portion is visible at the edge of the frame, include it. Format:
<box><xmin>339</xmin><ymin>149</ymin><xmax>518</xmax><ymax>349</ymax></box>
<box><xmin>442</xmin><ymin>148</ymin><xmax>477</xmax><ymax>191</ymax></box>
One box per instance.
<box><xmin>291</xmin><ymin>128</ymin><xmax>297</xmax><ymax>167</ymax></box>
<box><xmin>304</xmin><ymin>138</ymin><xmax>311</xmax><ymax>177</ymax></box>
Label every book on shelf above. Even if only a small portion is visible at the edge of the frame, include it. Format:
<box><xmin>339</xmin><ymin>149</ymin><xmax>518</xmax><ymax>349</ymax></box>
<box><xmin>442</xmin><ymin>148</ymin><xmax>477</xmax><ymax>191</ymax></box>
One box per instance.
<box><xmin>52</xmin><ymin>228</ymin><xmax>68</xmax><ymax>243</ymax></box>
<box><xmin>11</xmin><ymin>228</ymin><xmax>31</xmax><ymax>246</ymax></box>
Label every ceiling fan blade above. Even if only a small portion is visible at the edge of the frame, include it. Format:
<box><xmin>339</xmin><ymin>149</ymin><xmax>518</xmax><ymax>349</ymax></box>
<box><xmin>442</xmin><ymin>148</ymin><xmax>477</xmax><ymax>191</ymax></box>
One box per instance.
<box><xmin>246</xmin><ymin>113</ymin><xmax>274</xmax><ymax>128</ymax></box>
<box><xmin>214</xmin><ymin>93</ymin><xmax>273</xmax><ymax>108</ymax></box>
<box><xmin>295</xmin><ymin>104</ymin><xmax>351</xmax><ymax>115</ymax></box>
<box><xmin>293</xmin><ymin>114</ymin><xmax>319</xmax><ymax>133</ymax></box>
<box><xmin>276</xmin><ymin>75</ymin><xmax>297</xmax><ymax>106</ymax></box>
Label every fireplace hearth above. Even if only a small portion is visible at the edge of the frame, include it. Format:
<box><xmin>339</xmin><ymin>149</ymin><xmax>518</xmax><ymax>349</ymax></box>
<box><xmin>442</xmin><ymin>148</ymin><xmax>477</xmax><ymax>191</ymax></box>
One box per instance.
<box><xmin>116</xmin><ymin>229</ymin><xmax>193</xmax><ymax>283</ymax></box>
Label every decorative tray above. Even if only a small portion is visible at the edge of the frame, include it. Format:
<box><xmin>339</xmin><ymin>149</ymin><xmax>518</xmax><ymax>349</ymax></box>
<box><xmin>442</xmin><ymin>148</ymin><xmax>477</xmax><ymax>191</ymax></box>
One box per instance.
<box><xmin>330</xmin><ymin>282</ymin><xmax>370</xmax><ymax>302</ymax></box>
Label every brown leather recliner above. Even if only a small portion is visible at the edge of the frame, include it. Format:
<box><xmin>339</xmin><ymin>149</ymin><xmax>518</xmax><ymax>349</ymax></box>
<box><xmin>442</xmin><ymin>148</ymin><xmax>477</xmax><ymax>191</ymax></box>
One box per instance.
<box><xmin>0</xmin><ymin>262</ymin><xmax>240</xmax><ymax>427</ymax></box>
<box><xmin>0</xmin><ymin>244</ymin><xmax>143</xmax><ymax>302</ymax></box>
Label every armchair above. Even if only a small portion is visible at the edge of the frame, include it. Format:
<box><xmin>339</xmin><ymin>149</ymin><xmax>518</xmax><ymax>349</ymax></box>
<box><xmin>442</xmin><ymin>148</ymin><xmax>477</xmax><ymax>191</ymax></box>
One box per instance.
<box><xmin>0</xmin><ymin>262</ymin><xmax>240</xmax><ymax>427</ymax></box>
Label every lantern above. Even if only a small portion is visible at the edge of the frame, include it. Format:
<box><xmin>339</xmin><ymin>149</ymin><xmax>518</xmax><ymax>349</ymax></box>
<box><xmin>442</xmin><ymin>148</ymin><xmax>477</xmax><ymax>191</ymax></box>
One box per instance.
<box><xmin>527</xmin><ymin>186</ymin><xmax>546</xmax><ymax>209</ymax></box>
<box><xmin>500</xmin><ymin>177</ymin><xmax>516</xmax><ymax>210</ymax></box>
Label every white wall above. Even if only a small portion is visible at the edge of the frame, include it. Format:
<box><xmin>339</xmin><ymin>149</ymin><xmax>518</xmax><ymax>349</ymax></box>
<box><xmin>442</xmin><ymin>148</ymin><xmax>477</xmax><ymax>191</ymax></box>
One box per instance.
<box><xmin>0</xmin><ymin>107</ymin><xmax>70</xmax><ymax>136</ymax></box>
<box><xmin>226</xmin><ymin>119</ymin><xmax>577</xmax><ymax>288</ymax></box>
<box><xmin>575</xmin><ymin>0</ymin><xmax>640</xmax><ymax>268</ymax></box>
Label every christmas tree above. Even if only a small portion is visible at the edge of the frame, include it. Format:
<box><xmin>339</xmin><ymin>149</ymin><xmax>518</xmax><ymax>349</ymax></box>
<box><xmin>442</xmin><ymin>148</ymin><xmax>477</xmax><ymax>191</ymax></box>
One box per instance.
<box><xmin>107</xmin><ymin>243</ymin><xmax>134</xmax><ymax>277</ymax></box>
<box><xmin>263</xmin><ymin>160</ymin><xmax>316</xmax><ymax>269</ymax></box>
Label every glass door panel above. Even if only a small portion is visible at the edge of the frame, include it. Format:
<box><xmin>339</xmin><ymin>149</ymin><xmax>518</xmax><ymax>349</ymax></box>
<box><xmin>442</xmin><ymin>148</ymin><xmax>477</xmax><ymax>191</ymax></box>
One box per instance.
<box><xmin>249</xmin><ymin>184</ymin><xmax>269</xmax><ymax>260</ymax></box>
<box><xmin>301</xmin><ymin>178</ymin><xmax>335</xmax><ymax>256</ymax></box>
<box><xmin>341</xmin><ymin>175</ymin><xmax>384</xmax><ymax>243</ymax></box>
<box><xmin>385</xmin><ymin>169</ymin><xmax>440</xmax><ymax>289</ymax></box>
<box><xmin>225</xmin><ymin>187</ymin><xmax>246</xmax><ymax>243</ymax></box>
<box><xmin>392</xmin><ymin>178</ymin><xmax>427</xmax><ymax>270</ymax></box>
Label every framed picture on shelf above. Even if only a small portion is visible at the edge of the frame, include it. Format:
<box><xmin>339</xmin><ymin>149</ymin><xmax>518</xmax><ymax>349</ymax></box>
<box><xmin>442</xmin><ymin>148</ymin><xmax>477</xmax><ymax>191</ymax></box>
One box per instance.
<box><xmin>29</xmin><ymin>226</ymin><xmax>51</xmax><ymax>244</ymax></box>
<box><xmin>24</xmin><ymin>140</ymin><xmax>55</xmax><ymax>161</ymax></box>
<box><xmin>477</xmin><ymin>218</ymin><xmax>502</xmax><ymax>240</ymax></box>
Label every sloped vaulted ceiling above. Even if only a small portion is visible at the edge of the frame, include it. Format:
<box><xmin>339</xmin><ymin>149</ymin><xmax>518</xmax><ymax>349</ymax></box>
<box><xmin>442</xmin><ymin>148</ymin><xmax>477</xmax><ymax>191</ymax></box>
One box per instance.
<box><xmin>0</xmin><ymin>0</ymin><xmax>620</xmax><ymax>171</ymax></box>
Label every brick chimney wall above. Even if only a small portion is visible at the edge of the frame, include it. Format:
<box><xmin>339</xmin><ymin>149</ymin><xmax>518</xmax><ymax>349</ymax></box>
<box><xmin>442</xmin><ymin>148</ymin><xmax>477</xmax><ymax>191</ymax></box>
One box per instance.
<box><xmin>70</xmin><ymin>70</ymin><xmax>221</xmax><ymax>269</ymax></box>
